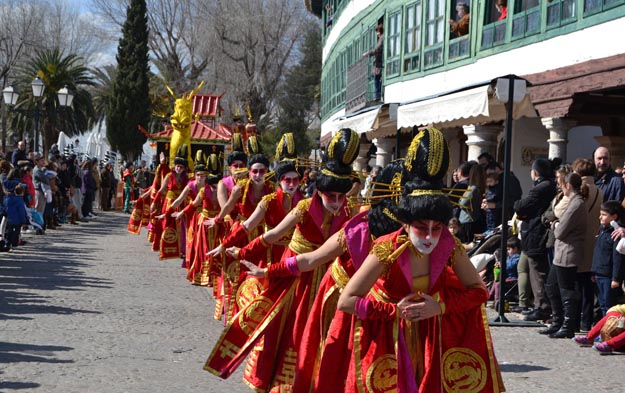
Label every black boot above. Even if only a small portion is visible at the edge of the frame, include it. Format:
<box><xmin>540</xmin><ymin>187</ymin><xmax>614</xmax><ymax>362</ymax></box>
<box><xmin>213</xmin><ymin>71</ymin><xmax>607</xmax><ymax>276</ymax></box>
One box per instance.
<box><xmin>539</xmin><ymin>299</ymin><xmax>563</xmax><ymax>335</ymax></box>
<box><xmin>549</xmin><ymin>289</ymin><xmax>579</xmax><ymax>339</ymax></box>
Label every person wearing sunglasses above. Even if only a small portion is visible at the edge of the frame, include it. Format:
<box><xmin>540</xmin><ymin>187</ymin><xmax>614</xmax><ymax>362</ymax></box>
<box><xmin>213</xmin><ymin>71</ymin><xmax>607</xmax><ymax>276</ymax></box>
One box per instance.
<box><xmin>204</xmin><ymin>128</ymin><xmax>360</xmax><ymax>391</ymax></box>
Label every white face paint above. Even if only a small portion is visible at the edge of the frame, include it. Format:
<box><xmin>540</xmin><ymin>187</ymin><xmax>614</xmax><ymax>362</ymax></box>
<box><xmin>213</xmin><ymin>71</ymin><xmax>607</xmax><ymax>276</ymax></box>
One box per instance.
<box><xmin>174</xmin><ymin>164</ymin><xmax>184</xmax><ymax>175</ymax></box>
<box><xmin>279</xmin><ymin>171</ymin><xmax>300</xmax><ymax>195</ymax></box>
<box><xmin>409</xmin><ymin>220</ymin><xmax>443</xmax><ymax>255</ymax></box>
<box><xmin>320</xmin><ymin>191</ymin><xmax>345</xmax><ymax>215</ymax></box>
<box><xmin>250</xmin><ymin>163</ymin><xmax>267</xmax><ymax>185</ymax></box>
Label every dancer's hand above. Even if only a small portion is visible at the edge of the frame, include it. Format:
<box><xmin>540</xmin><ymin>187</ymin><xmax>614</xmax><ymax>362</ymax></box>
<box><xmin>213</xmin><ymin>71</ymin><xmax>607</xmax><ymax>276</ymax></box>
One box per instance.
<box><xmin>171</xmin><ymin>211</ymin><xmax>183</xmax><ymax>220</ymax></box>
<box><xmin>155</xmin><ymin>213</ymin><xmax>166</xmax><ymax>220</ymax></box>
<box><xmin>226</xmin><ymin>246</ymin><xmax>240</xmax><ymax>259</ymax></box>
<box><xmin>203</xmin><ymin>217</ymin><xmax>215</xmax><ymax>228</ymax></box>
<box><xmin>206</xmin><ymin>245</ymin><xmax>224</xmax><ymax>257</ymax></box>
<box><xmin>398</xmin><ymin>292</ymin><xmax>442</xmax><ymax>321</ymax></box>
<box><xmin>241</xmin><ymin>260</ymin><xmax>265</xmax><ymax>278</ymax></box>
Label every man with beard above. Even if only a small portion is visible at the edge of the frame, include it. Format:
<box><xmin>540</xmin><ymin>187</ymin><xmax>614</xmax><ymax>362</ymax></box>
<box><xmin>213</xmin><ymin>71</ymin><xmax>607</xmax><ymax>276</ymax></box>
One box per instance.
<box><xmin>594</xmin><ymin>146</ymin><xmax>625</xmax><ymax>203</ymax></box>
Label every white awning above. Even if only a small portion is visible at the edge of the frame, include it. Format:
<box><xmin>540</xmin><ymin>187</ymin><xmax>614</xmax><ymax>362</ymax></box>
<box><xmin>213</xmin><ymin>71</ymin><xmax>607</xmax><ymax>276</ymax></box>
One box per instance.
<box><xmin>332</xmin><ymin>106</ymin><xmax>382</xmax><ymax>135</ymax></box>
<box><xmin>396</xmin><ymin>84</ymin><xmax>536</xmax><ymax>129</ymax></box>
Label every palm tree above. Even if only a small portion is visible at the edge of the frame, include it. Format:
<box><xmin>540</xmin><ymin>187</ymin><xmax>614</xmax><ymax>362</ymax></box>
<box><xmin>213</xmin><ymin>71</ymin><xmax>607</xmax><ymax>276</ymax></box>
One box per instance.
<box><xmin>15</xmin><ymin>48</ymin><xmax>96</xmax><ymax>156</ymax></box>
<box><xmin>91</xmin><ymin>64</ymin><xmax>117</xmax><ymax>134</ymax></box>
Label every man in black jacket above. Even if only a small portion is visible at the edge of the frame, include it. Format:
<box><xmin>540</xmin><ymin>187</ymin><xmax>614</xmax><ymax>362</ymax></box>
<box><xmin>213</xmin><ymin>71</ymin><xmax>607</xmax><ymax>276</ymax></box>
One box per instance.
<box><xmin>513</xmin><ymin>158</ymin><xmax>557</xmax><ymax>321</ymax></box>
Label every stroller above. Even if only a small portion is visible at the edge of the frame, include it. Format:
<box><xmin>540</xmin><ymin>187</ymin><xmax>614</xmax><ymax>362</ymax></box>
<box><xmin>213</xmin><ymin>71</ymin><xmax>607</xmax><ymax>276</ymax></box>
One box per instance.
<box><xmin>468</xmin><ymin>226</ymin><xmax>519</xmax><ymax>311</ymax></box>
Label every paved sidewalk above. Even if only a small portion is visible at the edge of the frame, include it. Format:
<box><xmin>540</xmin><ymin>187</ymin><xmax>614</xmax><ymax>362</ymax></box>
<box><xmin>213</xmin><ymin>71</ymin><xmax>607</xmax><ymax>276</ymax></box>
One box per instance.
<box><xmin>1</xmin><ymin>212</ymin><xmax>623</xmax><ymax>392</ymax></box>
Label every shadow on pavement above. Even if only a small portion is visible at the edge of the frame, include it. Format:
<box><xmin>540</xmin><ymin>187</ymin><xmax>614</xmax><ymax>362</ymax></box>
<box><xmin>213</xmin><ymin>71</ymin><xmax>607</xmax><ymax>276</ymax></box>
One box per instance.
<box><xmin>499</xmin><ymin>363</ymin><xmax>550</xmax><ymax>373</ymax></box>
<box><xmin>0</xmin><ymin>216</ymin><xmax>117</xmax><ymax>319</ymax></box>
<box><xmin>0</xmin><ymin>341</ymin><xmax>74</xmax><ymax>364</ymax></box>
<box><xmin>0</xmin><ymin>381</ymin><xmax>41</xmax><ymax>390</ymax></box>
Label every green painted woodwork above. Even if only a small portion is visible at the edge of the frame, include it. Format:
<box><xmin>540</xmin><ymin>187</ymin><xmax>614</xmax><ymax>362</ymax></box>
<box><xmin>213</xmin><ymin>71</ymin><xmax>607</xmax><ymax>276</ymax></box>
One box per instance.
<box><xmin>320</xmin><ymin>0</ymin><xmax>625</xmax><ymax>121</ymax></box>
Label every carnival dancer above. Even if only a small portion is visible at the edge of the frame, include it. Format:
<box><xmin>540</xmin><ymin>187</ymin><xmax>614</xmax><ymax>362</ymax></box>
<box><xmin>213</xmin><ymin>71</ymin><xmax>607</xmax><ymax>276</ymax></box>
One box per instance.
<box><xmin>172</xmin><ymin>153</ymin><xmax>224</xmax><ymax>285</ymax></box>
<box><xmin>243</xmin><ymin>159</ymin><xmax>406</xmax><ymax>392</ymax></box>
<box><xmin>128</xmin><ymin>153</ymin><xmax>170</xmax><ymax>235</ymax></box>
<box><xmin>158</xmin><ymin>150</ymin><xmax>208</xmax><ymax>267</ymax></box>
<box><xmin>337</xmin><ymin>129</ymin><xmax>505</xmax><ymax>392</ymax></box>
<box><xmin>211</xmin><ymin>134</ymin><xmax>248</xmax><ymax>320</ymax></box>
<box><xmin>206</xmin><ymin>135</ymin><xmax>274</xmax><ymax>322</ymax></box>
<box><xmin>204</xmin><ymin>128</ymin><xmax>359</xmax><ymax>392</ymax></box>
<box><xmin>207</xmin><ymin>133</ymin><xmax>303</xmax><ymax>288</ymax></box>
<box><xmin>151</xmin><ymin>145</ymin><xmax>190</xmax><ymax>260</ymax></box>
<box><xmin>145</xmin><ymin>153</ymin><xmax>171</xmax><ymax>248</ymax></box>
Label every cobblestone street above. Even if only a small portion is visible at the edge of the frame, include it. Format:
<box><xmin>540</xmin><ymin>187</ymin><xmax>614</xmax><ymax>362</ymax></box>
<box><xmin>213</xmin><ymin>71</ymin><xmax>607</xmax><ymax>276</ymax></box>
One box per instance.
<box><xmin>1</xmin><ymin>212</ymin><xmax>623</xmax><ymax>392</ymax></box>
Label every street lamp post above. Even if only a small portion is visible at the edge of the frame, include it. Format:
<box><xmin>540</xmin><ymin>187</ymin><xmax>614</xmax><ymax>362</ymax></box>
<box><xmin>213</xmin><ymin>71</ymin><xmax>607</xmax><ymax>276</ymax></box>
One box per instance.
<box><xmin>2</xmin><ymin>86</ymin><xmax>20</xmax><ymax>151</ymax></box>
<box><xmin>57</xmin><ymin>85</ymin><xmax>74</xmax><ymax>137</ymax></box>
<box><xmin>31</xmin><ymin>77</ymin><xmax>45</xmax><ymax>154</ymax></box>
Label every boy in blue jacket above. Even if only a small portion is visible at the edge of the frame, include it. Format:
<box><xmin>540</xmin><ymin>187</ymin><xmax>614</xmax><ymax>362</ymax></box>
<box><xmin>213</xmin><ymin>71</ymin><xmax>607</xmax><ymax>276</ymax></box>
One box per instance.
<box><xmin>6</xmin><ymin>184</ymin><xmax>28</xmax><ymax>247</ymax></box>
<box><xmin>592</xmin><ymin>200</ymin><xmax>625</xmax><ymax>316</ymax></box>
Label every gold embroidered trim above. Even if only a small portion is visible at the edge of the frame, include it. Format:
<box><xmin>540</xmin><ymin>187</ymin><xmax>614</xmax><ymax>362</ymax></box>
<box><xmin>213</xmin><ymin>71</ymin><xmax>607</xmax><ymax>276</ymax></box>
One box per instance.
<box><xmin>409</xmin><ymin>189</ymin><xmax>445</xmax><ymax>197</ymax></box>
<box><xmin>292</xmin><ymin>198</ymin><xmax>311</xmax><ymax>222</ymax></box>
<box><xmin>372</xmin><ymin>239</ymin><xmax>395</xmax><ymax>267</ymax></box>
<box><xmin>336</xmin><ymin>228</ymin><xmax>348</xmax><ymax>254</ymax></box>
<box><xmin>288</xmin><ymin>228</ymin><xmax>319</xmax><ymax>254</ymax></box>
<box><xmin>321</xmin><ymin>168</ymin><xmax>352</xmax><ymax>179</ymax></box>
<box><xmin>330</xmin><ymin>260</ymin><xmax>349</xmax><ymax>289</ymax></box>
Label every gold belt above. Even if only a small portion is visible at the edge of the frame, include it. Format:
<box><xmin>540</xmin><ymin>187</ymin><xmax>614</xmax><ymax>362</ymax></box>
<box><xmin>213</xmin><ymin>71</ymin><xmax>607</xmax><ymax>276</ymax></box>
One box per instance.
<box><xmin>330</xmin><ymin>260</ymin><xmax>349</xmax><ymax>289</ymax></box>
<box><xmin>288</xmin><ymin>228</ymin><xmax>319</xmax><ymax>255</ymax></box>
<box><xmin>165</xmin><ymin>190</ymin><xmax>181</xmax><ymax>199</ymax></box>
<box><xmin>202</xmin><ymin>208</ymin><xmax>219</xmax><ymax>217</ymax></box>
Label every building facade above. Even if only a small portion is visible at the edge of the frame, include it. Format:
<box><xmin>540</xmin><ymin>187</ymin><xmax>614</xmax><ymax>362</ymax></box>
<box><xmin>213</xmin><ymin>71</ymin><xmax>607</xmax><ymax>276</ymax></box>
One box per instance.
<box><xmin>307</xmin><ymin>0</ymin><xmax>625</xmax><ymax>193</ymax></box>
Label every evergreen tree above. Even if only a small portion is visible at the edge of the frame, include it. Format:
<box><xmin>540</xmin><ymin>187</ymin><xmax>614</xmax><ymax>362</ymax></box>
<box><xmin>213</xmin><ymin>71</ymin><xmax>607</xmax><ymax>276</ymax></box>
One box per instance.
<box><xmin>262</xmin><ymin>23</ymin><xmax>321</xmax><ymax>158</ymax></box>
<box><xmin>106</xmin><ymin>0</ymin><xmax>150</xmax><ymax>161</ymax></box>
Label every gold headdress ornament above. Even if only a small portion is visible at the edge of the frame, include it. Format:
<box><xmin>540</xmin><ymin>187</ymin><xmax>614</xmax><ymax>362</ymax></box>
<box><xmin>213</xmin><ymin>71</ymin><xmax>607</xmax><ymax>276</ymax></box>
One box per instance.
<box><xmin>207</xmin><ymin>152</ymin><xmax>223</xmax><ymax>177</ymax></box>
<box><xmin>247</xmin><ymin>135</ymin><xmax>261</xmax><ymax>155</ymax></box>
<box><xmin>403</xmin><ymin>126</ymin><xmax>450</xmax><ymax>180</ymax></box>
<box><xmin>194</xmin><ymin>149</ymin><xmax>207</xmax><ymax>173</ymax></box>
<box><xmin>327</xmin><ymin>129</ymin><xmax>359</xmax><ymax>165</ymax></box>
<box><xmin>275</xmin><ymin>132</ymin><xmax>297</xmax><ymax>161</ymax></box>
<box><xmin>246</xmin><ymin>102</ymin><xmax>253</xmax><ymax>123</ymax></box>
<box><xmin>231</xmin><ymin>133</ymin><xmax>244</xmax><ymax>152</ymax></box>
<box><xmin>233</xmin><ymin>104</ymin><xmax>241</xmax><ymax>121</ymax></box>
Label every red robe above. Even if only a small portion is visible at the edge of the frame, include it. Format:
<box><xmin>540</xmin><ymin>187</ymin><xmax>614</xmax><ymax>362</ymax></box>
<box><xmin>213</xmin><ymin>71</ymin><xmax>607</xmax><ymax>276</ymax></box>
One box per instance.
<box><xmin>219</xmin><ymin>178</ymin><xmax>275</xmax><ymax>323</ymax></box>
<box><xmin>204</xmin><ymin>193</ymin><xmax>353</xmax><ymax>392</ymax></box>
<box><xmin>159</xmin><ymin>171</ymin><xmax>188</xmax><ymax>260</ymax></box>
<box><xmin>186</xmin><ymin>184</ymin><xmax>223</xmax><ymax>286</ymax></box>
<box><xmin>343</xmin><ymin>228</ymin><xmax>504</xmax><ymax>393</ymax></box>
<box><xmin>146</xmin><ymin>164</ymin><xmax>171</xmax><ymax>246</ymax></box>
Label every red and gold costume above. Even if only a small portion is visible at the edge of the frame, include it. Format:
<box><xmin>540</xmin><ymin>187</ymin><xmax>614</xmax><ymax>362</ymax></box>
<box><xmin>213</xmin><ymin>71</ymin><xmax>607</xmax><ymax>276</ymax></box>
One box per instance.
<box><xmin>204</xmin><ymin>193</ymin><xmax>353</xmax><ymax>391</ymax></box>
<box><xmin>341</xmin><ymin>228</ymin><xmax>504</xmax><ymax>393</ymax></box>
<box><xmin>292</xmin><ymin>210</ymin><xmax>372</xmax><ymax>392</ymax></box>
<box><xmin>219</xmin><ymin>178</ymin><xmax>275</xmax><ymax>322</ymax></box>
<box><xmin>159</xmin><ymin>171</ymin><xmax>189</xmax><ymax>260</ymax></box>
<box><xmin>212</xmin><ymin>175</ymin><xmax>239</xmax><ymax>320</ymax></box>
<box><xmin>222</xmin><ymin>187</ymin><xmax>304</xmax><ymax>268</ymax></box>
<box><xmin>128</xmin><ymin>163</ymin><xmax>170</xmax><ymax>235</ymax></box>
<box><xmin>179</xmin><ymin>178</ymin><xmax>201</xmax><ymax>268</ymax></box>
<box><xmin>185</xmin><ymin>184</ymin><xmax>223</xmax><ymax>285</ymax></box>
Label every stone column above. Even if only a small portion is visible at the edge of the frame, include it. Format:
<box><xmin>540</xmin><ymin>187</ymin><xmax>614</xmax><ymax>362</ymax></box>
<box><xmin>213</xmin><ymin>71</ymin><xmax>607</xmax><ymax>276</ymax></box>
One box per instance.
<box><xmin>353</xmin><ymin>141</ymin><xmax>371</xmax><ymax>172</ymax></box>
<box><xmin>542</xmin><ymin>117</ymin><xmax>576</xmax><ymax>161</ymax></box>
<box><xmin>373</xmin><ymin>137</ymin><xmax>394</xmax><ymax>168</ymax></box>
<box><xmin>463</xmin><ymin>125</ymin><xmax>501</xmax><ymax>162</ymax></box>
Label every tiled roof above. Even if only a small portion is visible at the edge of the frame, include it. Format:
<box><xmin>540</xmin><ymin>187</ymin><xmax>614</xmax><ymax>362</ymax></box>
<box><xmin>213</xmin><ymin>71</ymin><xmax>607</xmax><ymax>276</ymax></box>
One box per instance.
<box><xmin>151</xmin><ymin>121</ymin><xmax>232</xmax><ymax>143</ymax></box>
